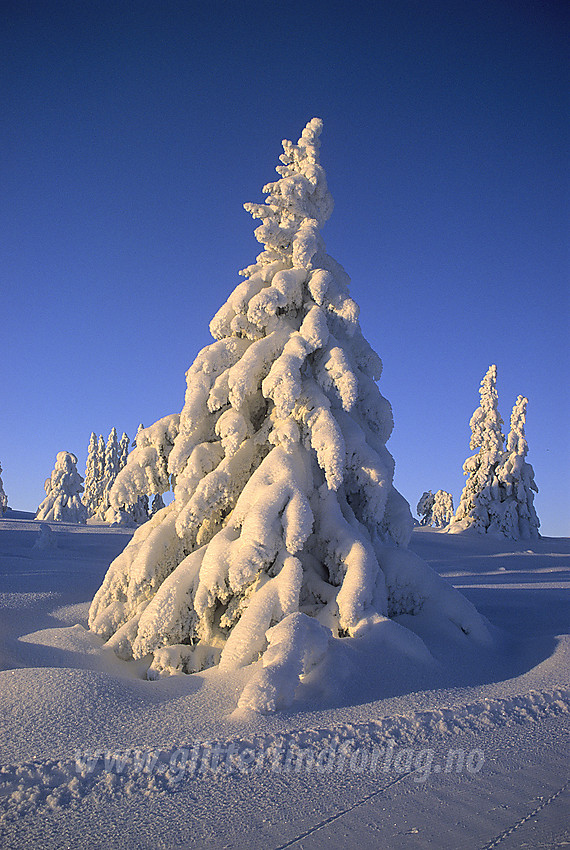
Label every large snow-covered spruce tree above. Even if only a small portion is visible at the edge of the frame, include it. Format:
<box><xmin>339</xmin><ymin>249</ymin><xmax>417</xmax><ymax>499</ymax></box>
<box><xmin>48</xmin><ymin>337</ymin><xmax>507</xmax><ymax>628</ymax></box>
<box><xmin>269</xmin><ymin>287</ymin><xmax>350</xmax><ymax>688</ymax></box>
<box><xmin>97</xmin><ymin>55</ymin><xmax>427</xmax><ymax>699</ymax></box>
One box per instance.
<box><xmin>89</xmin><ymin>119</ymin><xmax>488</xmax><ymax>711</ymax></box>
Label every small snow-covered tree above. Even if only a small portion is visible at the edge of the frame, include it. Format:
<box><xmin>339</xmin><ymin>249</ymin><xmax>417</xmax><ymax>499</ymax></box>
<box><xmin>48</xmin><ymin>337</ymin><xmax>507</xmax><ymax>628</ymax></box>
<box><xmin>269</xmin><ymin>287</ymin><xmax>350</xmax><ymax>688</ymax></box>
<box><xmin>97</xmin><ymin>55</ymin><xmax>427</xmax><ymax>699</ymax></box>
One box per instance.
<box><xmin>36</xmin><ymin>451</ymin><xmax>88</xmax><ymax>524</ymax></box>
<box><xmin>0</xmin><ymin>461</ymin><xmax>7</xmax><ymax>516</ymax></box>
<box><xmin>133</xmin><ymin>424</ymin><xmax>144</xmax><ymax>447</ymax></box>
<box><xmin>33</xmin><ymin>522</ymin><xmax>57</xmax><ymax>550</ymax></box>
<box><xmin>150</xmin><ymin>493</ymin><xmax>165</xmax><ymax>516</ymax></box>
<box><xmin>127</xmin><ymin>424</ymin><xmax>152</xmax><ymax>523</ymax></box>
<box><xmin>132</xmin><ymin>494</ymin><xmax>150</xmax><ymax>523</ymax></box>
<box><xmin>89</xmin><ymin>119</ymin><xmax>489</xmax><ymax>711</ymax></box>
<box><xmin>83</xmin><ymin>433</ymin><xmax>100</xmax><ymax>516</ymax></box>
<box><xmin>94</xmin><ymin>434</ymin><xmax>107</xmax><ymax>511</ymax></box>
<box><xmin>86</xmin><ymin>430</ymin><xmax>132</xmax><ymax>520</ymax></box>
<box><xmin>431</xmin><ymin>490</ymin><xmax>454</xmax><ymax>527</ymax></box>
<box><xmin>450</xmin><ymin>365</ymin><xmax>505</xmax><ymax>534</ymax></box>
<box><xmin>416</xmin><ymin>491</ymin><xmax>435</xmax><ymax>525</ymax></box>
<box><xmin>107</xmin><ymin>430</ymin><xmax>152</xmax><ymax>526</ymax></box>
<box><xmin>104</xmin><ymin>427</ymin><xmax>120</xmax><ymax>490</ymax></box>
<box><xmin>119</xmin><ymin>432</ymin><xmax>130</xmax><ymax>470</ymax></box>
<box><xmin>95</xmin><ymin>428</ymin><xmax>121</xmax><ymax>519</ymax></box>
<box><xmin>495</xmin><ymin>396</ymin><xmax>540</xmax><ymax>539</ymax></box>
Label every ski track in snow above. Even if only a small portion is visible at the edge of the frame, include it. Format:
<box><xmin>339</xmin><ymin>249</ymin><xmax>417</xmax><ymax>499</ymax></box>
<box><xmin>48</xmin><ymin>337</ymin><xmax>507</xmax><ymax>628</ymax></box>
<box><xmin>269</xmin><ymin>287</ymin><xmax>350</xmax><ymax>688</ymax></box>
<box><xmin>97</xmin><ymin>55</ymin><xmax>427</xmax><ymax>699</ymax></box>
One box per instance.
<box><xmin>271</xmin><ymin>770</ymin><xmax>418</xmax><ymax>850</ymax></box>
<box><xmin>1</xmin><ymin>687</ymin><xmax>568</xmax><ymax>826</ymax></box>
<box><xmin>479</xmin><ymin>776</ymin><xmax>570</xmax><ymax>850</ymax></box>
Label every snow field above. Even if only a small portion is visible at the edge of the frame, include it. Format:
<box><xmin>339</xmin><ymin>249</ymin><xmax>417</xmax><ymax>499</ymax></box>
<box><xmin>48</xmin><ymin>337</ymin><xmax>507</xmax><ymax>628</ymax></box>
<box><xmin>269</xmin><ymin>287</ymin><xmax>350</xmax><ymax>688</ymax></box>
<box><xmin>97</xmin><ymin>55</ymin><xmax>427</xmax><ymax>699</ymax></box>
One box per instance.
<box><xmin>1</xmin><ymin>516</ymin><xmax>568</xmax><ymax>847</ymax></box>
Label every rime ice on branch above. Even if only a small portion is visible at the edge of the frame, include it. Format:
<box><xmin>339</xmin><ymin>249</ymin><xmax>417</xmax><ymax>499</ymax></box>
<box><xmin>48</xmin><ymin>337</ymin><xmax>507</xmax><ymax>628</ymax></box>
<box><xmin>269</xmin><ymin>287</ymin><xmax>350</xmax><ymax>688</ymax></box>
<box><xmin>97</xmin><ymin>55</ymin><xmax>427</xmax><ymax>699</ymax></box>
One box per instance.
<box><xmin>89</xmin><ymin>119</ymin><xmax>489</xmax><ymax>711</ymax></box>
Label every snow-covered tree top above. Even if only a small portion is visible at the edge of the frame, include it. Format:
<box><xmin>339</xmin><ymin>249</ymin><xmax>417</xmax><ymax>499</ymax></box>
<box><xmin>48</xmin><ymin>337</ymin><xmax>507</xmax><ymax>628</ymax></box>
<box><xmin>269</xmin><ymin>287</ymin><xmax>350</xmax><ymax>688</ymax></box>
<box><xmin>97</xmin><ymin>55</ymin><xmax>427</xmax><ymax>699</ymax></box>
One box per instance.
<box><xmin>0</xmin><ymin>461</ymin><xmax>6</xmax><ymax>515</ymax></box>
<box><xmin>506</xmin><ymin>395</ymin><xmax>529</xmax><ymax>455</ymax></box>
<box><xmin>53</xmin><ymin>451</ymin><xmax>81</xmax><ymax>477</ymax></box>
<box><xmin>241</xmin><ymin>118</ymin><xmax>334</xmax><ymax>272</ymax></box>
<box><xmin>469</xmin><ymin>364</ymin><xmax>504</xmax><ymax>454</ymax></box>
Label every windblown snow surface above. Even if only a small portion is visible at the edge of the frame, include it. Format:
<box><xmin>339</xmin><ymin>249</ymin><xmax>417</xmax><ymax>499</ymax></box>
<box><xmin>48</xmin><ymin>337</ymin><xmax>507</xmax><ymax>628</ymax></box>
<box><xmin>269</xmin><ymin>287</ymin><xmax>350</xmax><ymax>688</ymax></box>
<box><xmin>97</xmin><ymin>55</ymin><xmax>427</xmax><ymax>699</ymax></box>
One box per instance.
<box><xmin>0</xmin><ymin>512</ymin><xmax>568</xmax><ymax>849</ymax></box>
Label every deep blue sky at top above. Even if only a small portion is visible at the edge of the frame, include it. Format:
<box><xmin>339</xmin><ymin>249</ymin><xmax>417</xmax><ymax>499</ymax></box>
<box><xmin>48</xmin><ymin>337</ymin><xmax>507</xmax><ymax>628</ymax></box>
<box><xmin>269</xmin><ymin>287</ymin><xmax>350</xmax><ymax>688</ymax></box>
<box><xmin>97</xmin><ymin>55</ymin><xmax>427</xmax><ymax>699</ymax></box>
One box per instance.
<box><xmin>1</xmin><ymin>0</ymin><xmax>568</xmax><ymax>534</ymax></box>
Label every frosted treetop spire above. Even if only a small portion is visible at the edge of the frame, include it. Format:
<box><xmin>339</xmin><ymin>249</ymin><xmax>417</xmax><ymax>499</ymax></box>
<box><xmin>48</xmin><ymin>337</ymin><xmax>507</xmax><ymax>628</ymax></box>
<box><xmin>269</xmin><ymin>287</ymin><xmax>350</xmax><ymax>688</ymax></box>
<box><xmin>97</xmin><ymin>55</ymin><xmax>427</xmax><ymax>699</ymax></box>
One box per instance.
<box><xmin>242</xmin><ymin>118</ymin><xmax>334</xmax><ymax>271</ymax></box>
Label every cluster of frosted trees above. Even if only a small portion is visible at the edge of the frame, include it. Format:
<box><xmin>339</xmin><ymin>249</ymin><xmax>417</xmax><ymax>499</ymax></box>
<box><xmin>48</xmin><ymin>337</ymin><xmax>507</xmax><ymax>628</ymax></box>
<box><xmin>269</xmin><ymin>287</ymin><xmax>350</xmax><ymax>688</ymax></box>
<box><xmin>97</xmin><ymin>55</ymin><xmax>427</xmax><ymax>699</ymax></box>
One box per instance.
<box><xmin>35</xmin><ymin>432</ymin><xmax>125</xmax><ymax>525</ymax></box>
<box><xmin>83</xmin><ymin>427</ymin><xmax>158</xmax><ymax>524</ymax></box>
<box><xmin>417</xmin><ymin>367</ymin><xmax>539</xmax><ymax>539</ymax></box>
<box><xmin>88</xmin><ymin>118</ymin><xmax>489</xmax><ymax>712</ymax></box>
<box><xmin>450</xmin><ymin>365</ymin><xmax>539</xmax><ymax>539</ymax></box>
<box><xmin>35</xmin><ymin>427</ymin><xmax>166</xmax><ymax>526</ymax></box>
<box><xmin>83</xmin><ymin>428</ymin><xmax>127</xmax><ymax>519</ymax></box>
<box><xmin>36</xmin><ymin>429</ymin><xmax>127</xmax><ymax>525</ymax></box>
<box><xmin>0</xmin><ymin>461</ymin><xmax>7</xmax><ymax>516</ymax></box>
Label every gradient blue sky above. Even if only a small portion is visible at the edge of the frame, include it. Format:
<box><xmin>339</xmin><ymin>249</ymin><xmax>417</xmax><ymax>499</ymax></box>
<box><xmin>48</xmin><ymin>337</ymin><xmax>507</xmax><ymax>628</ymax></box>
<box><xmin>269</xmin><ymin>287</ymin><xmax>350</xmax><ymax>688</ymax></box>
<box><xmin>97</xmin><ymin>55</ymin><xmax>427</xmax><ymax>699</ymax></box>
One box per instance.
<box><xmin>2</xmin><ymin>0</ymin><xmax>568</xmax><ymax>535</ymax></box>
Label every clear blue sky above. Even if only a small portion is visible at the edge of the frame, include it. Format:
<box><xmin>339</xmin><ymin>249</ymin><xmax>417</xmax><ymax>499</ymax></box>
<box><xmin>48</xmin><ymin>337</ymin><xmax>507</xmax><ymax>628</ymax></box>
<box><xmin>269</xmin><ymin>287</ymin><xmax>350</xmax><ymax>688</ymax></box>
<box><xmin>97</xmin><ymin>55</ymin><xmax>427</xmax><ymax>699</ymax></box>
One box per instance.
<box><xmin>2</xmin><ymin>0</ymin><xmax>568</xmax><ymax>536</ymax></box>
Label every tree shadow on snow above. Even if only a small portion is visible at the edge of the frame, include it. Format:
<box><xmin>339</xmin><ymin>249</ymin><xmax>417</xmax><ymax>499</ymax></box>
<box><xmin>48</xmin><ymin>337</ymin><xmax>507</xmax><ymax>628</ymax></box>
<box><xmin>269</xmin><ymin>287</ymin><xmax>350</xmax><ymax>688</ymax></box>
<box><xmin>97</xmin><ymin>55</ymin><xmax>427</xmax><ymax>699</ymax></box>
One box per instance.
<box><xmin>289</xmin><ymin>534</ymin><xmax>570</xmax><ymax>712</ymax></box>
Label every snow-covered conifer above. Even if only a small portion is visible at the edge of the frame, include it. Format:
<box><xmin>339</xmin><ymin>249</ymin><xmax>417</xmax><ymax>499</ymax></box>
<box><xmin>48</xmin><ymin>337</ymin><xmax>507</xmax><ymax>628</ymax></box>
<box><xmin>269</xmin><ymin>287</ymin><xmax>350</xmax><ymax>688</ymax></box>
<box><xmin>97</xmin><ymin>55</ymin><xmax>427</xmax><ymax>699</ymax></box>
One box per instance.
<box><xmin>119</xmin><ymin>432</ymin><xmax>130</xmax><ymax>470</ymax></box>
<box><xmin>0</xmin><ymin>461</ymin><xmax>7</xmax><ymax>516</ymax></box>
<box><xmin>94</xmin><ymin>434</ymin><xmax>106</xmax><ymax>511</ymax></box>
<box><xmin>133</xmin><ymin>424</ymin><xmax>144</xmax><ymax>447</ymax></box>
<box><xmin>83</xmin><ymin>433</ymin><xmax>100</xmax><ymax>516</ymax></box>
<box><xmin>495</xmin><ymin>396</ymin><xmax>540</xmax><ymax>539</ymax></box>
<box><xmin>150</xmin><ymin>493</ymin><xmax>165</xmax><ymax>516</ymax></box>
<box><xmin>95</xmin><ymin>428</ymin><xmax>121</xmax><ymax>519</ymax></box>
<box><xmin>431</xmin><ymin>490</ymin><xmax>454</xmax><ymax>528</ymax></box>
<box><xmin>106</xmin><ymin>430</ymin><xmax>153</xmax><ymax>525</ymax></box>
<box><xmin>89</xmin><ymin>119</ymin><xmax>489</xmax><ymax>709</ymax></box>
<box><xmin>450</xmin><ymin>365</ymin><xmax>505</xmax><ymax>534</ymax></box>
<box><xmin>36</xmin><ymin>451</ymin><xmax>88</xmax><ymax>524</ymax></box>
<box><xmin>417</xmin><ymin>491</ymin><xmax>435</xmax><ymax>525</ymax></box>
<box><xmin>104</xmin><ymin>427</ymin><xmax>120</xmax><ymax>486</ymax></box>
<box><xmin>132</xmin><ymin>494</ymin><xmax>150</xmax><ymax>524</ymax></box>
<box><xmin>107</xmin><ymin>430</ymin><xmax>153</xmax><ymax>525</ymax></box>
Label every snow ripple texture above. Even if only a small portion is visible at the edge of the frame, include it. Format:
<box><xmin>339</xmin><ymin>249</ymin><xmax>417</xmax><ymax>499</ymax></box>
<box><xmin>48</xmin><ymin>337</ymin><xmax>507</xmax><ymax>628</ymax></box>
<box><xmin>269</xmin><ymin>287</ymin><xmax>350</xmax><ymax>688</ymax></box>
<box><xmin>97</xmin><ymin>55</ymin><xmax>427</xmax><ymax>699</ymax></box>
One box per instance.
<box><xmin>1</xmin><ymin>688</ymin><xmax>568</xmax><ymax>823</ymax></box>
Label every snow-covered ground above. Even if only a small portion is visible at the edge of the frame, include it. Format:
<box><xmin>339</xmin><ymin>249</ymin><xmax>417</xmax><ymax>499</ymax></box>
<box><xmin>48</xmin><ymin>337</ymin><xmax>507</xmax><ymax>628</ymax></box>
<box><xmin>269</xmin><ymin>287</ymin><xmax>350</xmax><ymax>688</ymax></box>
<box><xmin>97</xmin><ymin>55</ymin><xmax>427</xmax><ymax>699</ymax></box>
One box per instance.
<box><xmin>1</xmin><ymin>512</ymin><xmax>568</xmax><ymax>849</ymax></box>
